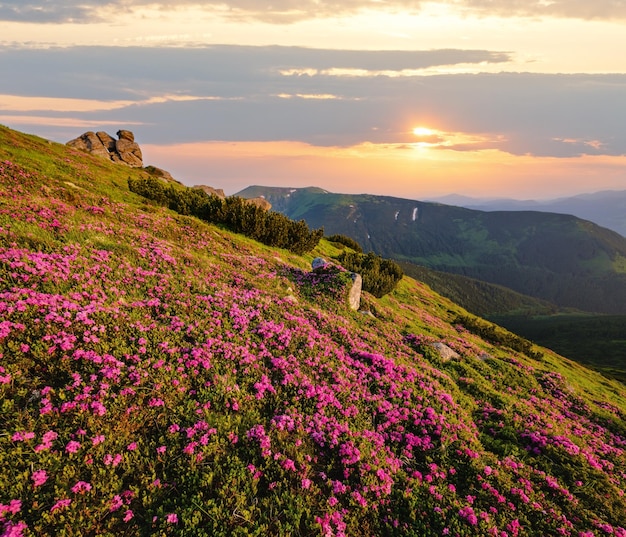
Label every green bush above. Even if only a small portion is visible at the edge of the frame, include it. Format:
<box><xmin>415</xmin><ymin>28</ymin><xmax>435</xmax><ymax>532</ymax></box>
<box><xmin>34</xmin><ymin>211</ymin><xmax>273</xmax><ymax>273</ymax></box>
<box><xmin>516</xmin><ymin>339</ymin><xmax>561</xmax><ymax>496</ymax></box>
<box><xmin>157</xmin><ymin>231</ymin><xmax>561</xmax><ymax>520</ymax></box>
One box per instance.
<box><xmin>454</xmin><ymin>314</ymin><xmax>543</xmax><ymax>359</ymax></box>
<box><xmin>128</xmin><ymin>178</ymin><xmax>322</xmax><ymax>255</ymax></box>
<box><xmin>335</xmin><ymin>251</ymin><xmax>403</xmax><ymax>298</ymax></box>
<box><xmin>326</xmin><ymin>234</ymin><xmax>363</xmax><ymax>253</ymax></box>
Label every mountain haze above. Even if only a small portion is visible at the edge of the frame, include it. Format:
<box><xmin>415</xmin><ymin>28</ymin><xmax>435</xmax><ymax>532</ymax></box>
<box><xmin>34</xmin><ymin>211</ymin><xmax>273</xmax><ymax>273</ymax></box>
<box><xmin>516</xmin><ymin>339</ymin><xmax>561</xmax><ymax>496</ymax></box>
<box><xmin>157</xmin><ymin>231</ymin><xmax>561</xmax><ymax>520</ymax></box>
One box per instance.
<box><xmin>2</xmin><ymin>125</ymin><xmax>626</xmax><ymax>536</ymax></box>
<box><xmin>237</xmin><ymin>186</ymin><xmax>626</xmax><ymax>314</ymax></box>
<box><xmin>431</xmin><ymin>191</ymin><xmax>626</xmax><ymax>238</ymax></box>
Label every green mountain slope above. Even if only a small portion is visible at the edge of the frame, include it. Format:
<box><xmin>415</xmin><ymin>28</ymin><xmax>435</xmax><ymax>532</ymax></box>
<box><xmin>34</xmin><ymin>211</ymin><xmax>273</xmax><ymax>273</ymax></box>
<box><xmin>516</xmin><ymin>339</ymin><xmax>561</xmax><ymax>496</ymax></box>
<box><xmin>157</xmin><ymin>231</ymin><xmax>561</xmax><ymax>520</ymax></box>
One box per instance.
<box><xmin>398</xmin><ymin>261</ymin><xmax>560</xmax><ymax>317</ymax></box>
<box><xmin>237</xmin><ymin>186</ymin><xmax>626</xmax><ymax>314</ymax></box>
<box><xmin>2</xmin><ymin>125</ymin><xmax>626</xmax><ymax>536</ymax></box>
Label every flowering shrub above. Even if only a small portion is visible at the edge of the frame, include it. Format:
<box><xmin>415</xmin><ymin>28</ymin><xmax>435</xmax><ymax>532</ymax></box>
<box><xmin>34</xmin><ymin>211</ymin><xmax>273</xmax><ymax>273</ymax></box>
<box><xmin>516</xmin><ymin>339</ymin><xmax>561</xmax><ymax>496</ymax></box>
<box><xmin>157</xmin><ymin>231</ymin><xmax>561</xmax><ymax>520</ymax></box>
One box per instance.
<box><xmin>1</xmin><ymin>131</ymin><xmax>626</xmax><ymax>536</ymax></box>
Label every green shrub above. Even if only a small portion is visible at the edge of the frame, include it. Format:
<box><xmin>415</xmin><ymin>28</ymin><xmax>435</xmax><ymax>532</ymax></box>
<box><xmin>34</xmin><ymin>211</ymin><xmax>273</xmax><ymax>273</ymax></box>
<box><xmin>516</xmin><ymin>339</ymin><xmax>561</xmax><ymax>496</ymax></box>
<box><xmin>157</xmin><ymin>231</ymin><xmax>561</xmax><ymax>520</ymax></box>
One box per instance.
<box><xmin>128</xmin><ymin>178</ymin><xmax>322</xmax><ymax>254</ymax></box>
<box><xmin>454</xmin><ymin>314</ymin><xmax>543</xmax><ymax>359</ymax></box>
<box><xmin>335</xmin><ymin>251</ymin><xmax>403</xmax><ymax>298</ymax></box>
<box><xmin>326</xmin><ymin>234</ymin><xmax>363</xmax><ymax>253</ymax></box>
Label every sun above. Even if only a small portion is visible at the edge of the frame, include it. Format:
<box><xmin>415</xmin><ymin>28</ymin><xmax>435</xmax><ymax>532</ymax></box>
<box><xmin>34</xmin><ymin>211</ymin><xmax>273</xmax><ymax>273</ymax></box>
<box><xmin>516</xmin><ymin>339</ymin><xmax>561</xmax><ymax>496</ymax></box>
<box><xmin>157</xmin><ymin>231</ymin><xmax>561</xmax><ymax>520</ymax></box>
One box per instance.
<box><xmin>413</xmin><ymin>126</ymin><xmax>435</xmax><ymax>136</ymax></box>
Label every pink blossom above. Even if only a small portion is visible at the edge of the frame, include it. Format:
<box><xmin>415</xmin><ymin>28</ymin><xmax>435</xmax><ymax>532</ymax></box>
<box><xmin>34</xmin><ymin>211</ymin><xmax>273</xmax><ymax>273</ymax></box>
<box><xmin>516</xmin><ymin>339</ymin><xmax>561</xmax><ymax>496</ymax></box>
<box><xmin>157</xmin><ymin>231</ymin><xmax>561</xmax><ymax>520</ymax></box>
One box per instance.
<box><xmin>31</xmin><ymin>469</ymin><xmax>48</xmax><ymax>487</ymax></box>
<box><xmin>65</xmin><ymin>440</ymin><xmax>81</xmax><ymax>453</ymax></box>
<box><xmin>1</xmin><ymin>499</ymin><xmax>22</xmax><ymax>515</ymax></box>
<box><xmin>166</xmin><ymin>513</ymin><xmax>178</xmax><ymax>524</ymax></box>
<box><xmin>50</xmin><ymin>498</ymin><xmax>71</xmax><ymax>513</ymax></box>
<box><xmin>11</xmin><ymin>431</ymin><xmax>35</xmax><ymax>442</ymax></box>
<box><xmin>71</xmin><ymin>481</ymin><xmax>92</xmax><ymax>494</ymax></box>
<box><xmin>109</xmin><ymin>495</ymin><xmax>123</xmax><ymax>512</ymax></box>
<box><xmin>1</xmin><ymin>520</ymin><xmax>28</xmax><ymax>536</ymax></box>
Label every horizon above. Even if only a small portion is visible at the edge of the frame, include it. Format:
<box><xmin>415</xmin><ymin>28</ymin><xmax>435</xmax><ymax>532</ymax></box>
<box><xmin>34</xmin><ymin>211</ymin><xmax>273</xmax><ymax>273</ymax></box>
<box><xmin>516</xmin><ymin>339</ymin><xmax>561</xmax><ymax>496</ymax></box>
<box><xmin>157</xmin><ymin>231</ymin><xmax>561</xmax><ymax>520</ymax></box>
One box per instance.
<box><xmin>1</xmin><ymin>1</ymin><xmax>625</xmax><ymax>200</ymax></box>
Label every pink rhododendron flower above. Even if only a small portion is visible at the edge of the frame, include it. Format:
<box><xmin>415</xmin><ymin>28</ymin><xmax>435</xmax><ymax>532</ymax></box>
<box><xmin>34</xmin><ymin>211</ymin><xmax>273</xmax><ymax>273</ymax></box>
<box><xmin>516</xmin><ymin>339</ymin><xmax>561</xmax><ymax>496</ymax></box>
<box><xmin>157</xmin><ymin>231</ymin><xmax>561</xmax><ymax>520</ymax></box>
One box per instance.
<box><xmin>50</xmin><ymin>499</ymin><xmax>71</xmax><ymax>513</ymax></box>
<box><xmin>31</xmin><ymin>469</ymin><xmax>48</xmax><ymax>487</ymax></box>
<box><xmin>65</xmin><ymin>440</ymin><xmax>81</xmax><ymax>453</ymax></box>
<box><xmin>109</xmin><ymin>495</ymin><xmax>123</xmax><ymax>512</ymax></box>
<box><xmin>71</xmin><ymin>481</ymin><xmax>92</xmax><ymax>494</ymax></box>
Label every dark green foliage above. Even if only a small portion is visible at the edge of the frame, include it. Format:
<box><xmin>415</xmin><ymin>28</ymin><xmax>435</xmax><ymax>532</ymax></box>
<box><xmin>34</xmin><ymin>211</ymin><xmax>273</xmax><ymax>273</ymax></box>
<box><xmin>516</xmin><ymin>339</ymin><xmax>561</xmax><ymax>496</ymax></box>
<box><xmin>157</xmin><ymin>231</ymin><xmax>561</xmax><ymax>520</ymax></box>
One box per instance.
<box><xmin>454</xmin><ymin>314</ymin><xmax>543</xmax><ymax>359</ymax></box>
<box><xmin>336</xmin><ymin>251</ymin><xmax>403</xmax><ymax>298</ymax></box>
<box><xmin>398</xmin><ymin>261</ymin><xmax>558</xmax><ymax>317</ymax></box>
<box><xmin>127</xmin><ymin>177</ymin><xmax>322</xmax><ymax>254</ymax></box>
<box><xmin>490</xmin><ymin>314</ymin><xmax>626</xmax><ymax>383</ymax></box>
<box><xmin>326</xmin><ymin>234</ymin><xmax>363</xmax><ymax>253</ymax></box>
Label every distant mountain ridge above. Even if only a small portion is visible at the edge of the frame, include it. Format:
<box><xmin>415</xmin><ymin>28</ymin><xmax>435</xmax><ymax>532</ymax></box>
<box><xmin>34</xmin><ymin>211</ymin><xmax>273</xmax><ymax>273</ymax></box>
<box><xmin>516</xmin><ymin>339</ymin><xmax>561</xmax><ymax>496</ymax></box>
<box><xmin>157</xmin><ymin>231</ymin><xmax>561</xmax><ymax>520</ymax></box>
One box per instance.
<box><xmin>236</xmin><ymin>185</ymin><xmax>626</xmax><ymax>314</ymax></box>
<box><xmin>429</xmin><ymin>190</ymin><xmax>626</xmax><ymax>237</ymax></box>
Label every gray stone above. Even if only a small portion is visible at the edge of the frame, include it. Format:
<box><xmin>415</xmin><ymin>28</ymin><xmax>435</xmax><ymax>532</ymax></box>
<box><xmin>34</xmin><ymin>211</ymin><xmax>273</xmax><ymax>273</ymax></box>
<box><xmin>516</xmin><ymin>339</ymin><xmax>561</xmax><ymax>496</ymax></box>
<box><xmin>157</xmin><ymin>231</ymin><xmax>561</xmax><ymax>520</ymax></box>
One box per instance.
<box><xmin>96</xmin><ymin>131</ymin><xmax>117</xmax><ymax>152</ymax></box>
<box><xmin>348</xmin><ymin>272</ymin><xmax>362</xmax><ymax>311</ymax></box>
<box><xmin>430</xmin><ymin>342</ymin><xmax>460</xmax><ymax>361</ymax></box>
<box><xmin>67</xmin><ymin>131</ymin><xmax>110</xmax><ymax>159</ymax></box>
<box><xmin>312</xmin><ymin>257</ymin><xmax>328</xmax><ymax>271</ymax></box>
<box><xmin>193</xmin><ymin>185</ymin><xmax>226</xmax><ymax>198</ymax></box>
<box><xmin>117</xmin><ymin>129</ymin><xmax>135</xmax><ymax>142</ymax></box>
<box><xmin>245</xmin><ymin>197</ymin><xmax>272</xmax><ymax>211</ymax></box>
<box><xmin>115</xmin><ymin>136</ymin><xmax>143</xmax><ymax>167</ymax></box>
<box><xmin>145</xmin><ymin>166</ymin><xmax>175</xmax><ymax>183</ymax></box>
<box><xmin>66</xmin><ymin>129</ymin><xmax>143</xmax><ymax>167</ymax></box>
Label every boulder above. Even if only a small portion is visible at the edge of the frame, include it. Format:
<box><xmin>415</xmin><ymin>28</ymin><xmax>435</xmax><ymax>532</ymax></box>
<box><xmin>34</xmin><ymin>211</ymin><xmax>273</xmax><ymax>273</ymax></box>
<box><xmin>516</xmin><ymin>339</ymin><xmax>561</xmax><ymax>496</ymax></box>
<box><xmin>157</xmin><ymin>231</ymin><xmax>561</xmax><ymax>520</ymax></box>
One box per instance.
<box><xmin>144</xmin><ymin>166</ymin><xmax>175</xmax><ymax>183</ymax></box>
<box><xmin>348</xmin><ymin>272</ymin><xmax>362</xmax><ymax>311</ymax></box>
<box><xmin>114</xmin><ymin>130</ymin><xmax>143</xmax><ymax>167</ymax></box>
<box><xmin>96</xmin><ymin>131</ymin><xmax>117</xmax><ymax>153</ymax></box>
<box><xmin>193</xmin><ymin>185</ymin><xmax>226</xmax><ymax>199</ymax></box>
<box><xmin>430</xmin><ymin>342</ymin><xmax>460</xmax><ymax>362</ymax></box>
<box><xmin>245</xmin><ymin>197</ymin><xmax>272</xmax><ymax>211</ymax></box>
<box><xmin>67</xmin><ymin>131</ymin><xmax>110</xmax><ymax>160</ymax></box>
<box><xmin>66</xmin><ymin>129</ymin><xmax>143</xmax><ymax>167</ymax></box>
<box><xmin>312</xmin><ymin>257</ymin><xmax>329</xmax><ymax>272</ymax></box>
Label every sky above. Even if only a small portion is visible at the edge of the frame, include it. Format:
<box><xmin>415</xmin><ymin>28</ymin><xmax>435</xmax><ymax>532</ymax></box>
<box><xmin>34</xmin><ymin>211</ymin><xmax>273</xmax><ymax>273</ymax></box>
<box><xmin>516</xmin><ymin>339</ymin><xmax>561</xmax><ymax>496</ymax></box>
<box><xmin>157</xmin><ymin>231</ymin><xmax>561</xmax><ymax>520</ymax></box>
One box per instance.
<box><xmin>1</xmin><ymin>1</ymin><xmax>626</xmax><ymax>201</ymax></box>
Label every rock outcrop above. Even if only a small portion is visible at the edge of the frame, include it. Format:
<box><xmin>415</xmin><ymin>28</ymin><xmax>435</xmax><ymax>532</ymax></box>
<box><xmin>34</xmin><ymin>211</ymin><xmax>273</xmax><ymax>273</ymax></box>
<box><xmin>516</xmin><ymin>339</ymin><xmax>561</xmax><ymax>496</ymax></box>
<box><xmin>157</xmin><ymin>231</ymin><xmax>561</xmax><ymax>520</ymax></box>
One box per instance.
<box><xmin>144</xmin><ymin>166</ymin><xmax>175</xmax><ymax>183</ymax></box>
<box><xmin>193</xmin><ymin>185</ymin><xmax>271</xmax><ymax>210</ymax></box>
<box><xmin>67</xmin><ymin>130</ymin><xmax>143</xmax><ymax>167</ymax></box>
<box><xmin>245</xmin><ymin>197</ymin><xmax>272</xmax><ymax>211</ymax></box>
<box><xmin>193</xmin><ymin>185</ymin><xmax>226</xmax><ymax>199</ymax></box>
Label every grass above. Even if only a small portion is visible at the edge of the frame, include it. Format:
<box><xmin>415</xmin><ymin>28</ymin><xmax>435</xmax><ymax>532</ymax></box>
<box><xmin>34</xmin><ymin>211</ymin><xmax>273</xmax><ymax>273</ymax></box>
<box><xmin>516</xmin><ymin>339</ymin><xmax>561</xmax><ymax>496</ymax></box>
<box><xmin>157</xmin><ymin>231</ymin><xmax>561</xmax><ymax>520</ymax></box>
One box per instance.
<box><xmin>1</xmin><ymin>125</ymin><xmax>626</xmax><ymax>536</ymax></box>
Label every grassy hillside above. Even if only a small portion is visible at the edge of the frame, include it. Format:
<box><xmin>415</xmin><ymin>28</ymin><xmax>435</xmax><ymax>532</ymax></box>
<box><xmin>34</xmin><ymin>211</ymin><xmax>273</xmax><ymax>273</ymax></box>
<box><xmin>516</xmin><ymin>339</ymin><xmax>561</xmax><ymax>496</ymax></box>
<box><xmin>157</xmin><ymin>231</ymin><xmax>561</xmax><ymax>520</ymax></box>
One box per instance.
<box><xmin>398</xmin><ymin>261</ymin><xmax>559</xmax><ymax>317</ymax></box>
<box><xmin>396</xmin><ymin>262</ymin><xmax>626</xmax><ymax>384</ymax></box>
<box><xmin>238</xmin><ymin>187</ymin><xmax>626</xmax><ymax>315</ymax></box>
<box><xmin>489</xmin><ymin>314</ymin><xmax>626</xmax><ymax>384</ymax></box>
<box><xmin>2</xmin><ymin>125</ymin><xmax>626</xmax><ymax>536</ymax></box>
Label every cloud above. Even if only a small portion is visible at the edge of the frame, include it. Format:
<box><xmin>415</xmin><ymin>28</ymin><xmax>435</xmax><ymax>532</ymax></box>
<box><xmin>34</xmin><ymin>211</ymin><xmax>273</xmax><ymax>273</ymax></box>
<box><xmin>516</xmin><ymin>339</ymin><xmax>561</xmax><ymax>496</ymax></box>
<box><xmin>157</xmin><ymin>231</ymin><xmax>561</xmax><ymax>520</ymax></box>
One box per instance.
<box><xmin>459</xmin><ymin>0</ymin><xmax>626</xmax><ymax>21</ymax></box>
<box><xmin>0</xmin><ymin>1</ymin><xmax>112</xmax><ymax>23</ymax></box>
<box><xmin>1</xmin><ymin>45</ymin><xmax>625</xmax><ymax>158</ymax></box>
<box><xmin>1</xmin><ymin>0</ymin><xmax>626</xmax><ymax>24</ymax></box>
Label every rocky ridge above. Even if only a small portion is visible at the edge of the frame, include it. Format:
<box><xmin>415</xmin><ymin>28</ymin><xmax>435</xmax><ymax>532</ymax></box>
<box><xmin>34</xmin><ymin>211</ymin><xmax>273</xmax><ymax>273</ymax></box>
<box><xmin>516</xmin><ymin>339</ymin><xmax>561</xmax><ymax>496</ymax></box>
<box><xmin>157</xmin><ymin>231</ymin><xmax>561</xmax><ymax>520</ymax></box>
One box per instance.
<box><xmin>67</xmin><ymin>130</ymin><xmax>271</xmax><ymax>209</ymax></box>
<box><xmin>67</xmin><ymin>130</ymin><xmax>143</xmax><ymax>167</ymax></box>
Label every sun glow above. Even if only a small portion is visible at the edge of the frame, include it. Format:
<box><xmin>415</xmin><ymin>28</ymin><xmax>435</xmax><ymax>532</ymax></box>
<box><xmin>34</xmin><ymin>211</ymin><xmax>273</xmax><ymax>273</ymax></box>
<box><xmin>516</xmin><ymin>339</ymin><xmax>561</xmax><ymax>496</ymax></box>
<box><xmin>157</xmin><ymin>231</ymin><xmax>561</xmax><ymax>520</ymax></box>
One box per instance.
<box><xmin>413</xmin><ymin>126</ymin><xmax>435</xmax><ymax>136</ymax></box>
